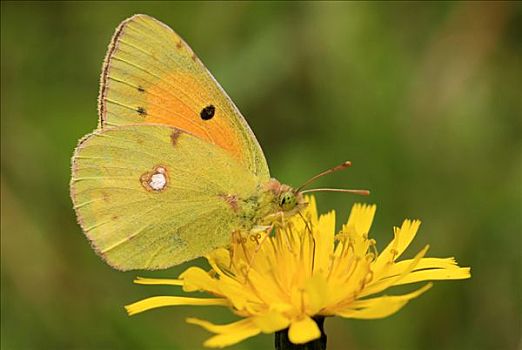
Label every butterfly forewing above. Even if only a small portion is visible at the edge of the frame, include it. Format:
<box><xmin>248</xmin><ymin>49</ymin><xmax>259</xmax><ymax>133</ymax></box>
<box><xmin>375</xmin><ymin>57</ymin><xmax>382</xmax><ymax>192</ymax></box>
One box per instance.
<box><xmin>99</xmin><ymin>14</ymin><xmax>269</xmax><ymax>180</ymax></box>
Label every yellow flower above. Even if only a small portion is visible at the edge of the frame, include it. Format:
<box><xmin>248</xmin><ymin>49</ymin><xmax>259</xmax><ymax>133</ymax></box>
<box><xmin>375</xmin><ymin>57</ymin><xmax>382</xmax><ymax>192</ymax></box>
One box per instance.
<box><xmin>125</xmin><ymin>197</ymin><xmax>470</xmax><ymax>348</ymax></box>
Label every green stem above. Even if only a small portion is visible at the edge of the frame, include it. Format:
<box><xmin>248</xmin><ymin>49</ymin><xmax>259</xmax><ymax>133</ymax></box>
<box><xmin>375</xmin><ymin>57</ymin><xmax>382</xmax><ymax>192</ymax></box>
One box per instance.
<box><xmin>274</xmin><ymin>317</ymin><xmax>327</xmax><ymax>350</ymax></box>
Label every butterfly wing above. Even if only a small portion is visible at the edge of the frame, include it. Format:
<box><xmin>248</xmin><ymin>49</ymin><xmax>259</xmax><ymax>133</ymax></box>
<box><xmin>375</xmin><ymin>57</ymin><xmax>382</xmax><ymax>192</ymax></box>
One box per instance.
<box><xmin>99</xmin><ymin>14</ymin><xmax>269</xmax><ymax>181</ymax></box>
<box><xmin>71</xmin><ymin>124</ymin><xmax>259</xmax><ymax>270</ymax></box>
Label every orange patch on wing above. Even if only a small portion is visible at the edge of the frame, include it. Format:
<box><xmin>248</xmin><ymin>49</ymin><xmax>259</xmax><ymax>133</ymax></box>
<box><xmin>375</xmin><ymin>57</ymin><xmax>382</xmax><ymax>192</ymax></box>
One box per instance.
<box><xmin>144</xmin><ymin>71</ymin><xmax>244</xmax><ymax>163</ymax></box>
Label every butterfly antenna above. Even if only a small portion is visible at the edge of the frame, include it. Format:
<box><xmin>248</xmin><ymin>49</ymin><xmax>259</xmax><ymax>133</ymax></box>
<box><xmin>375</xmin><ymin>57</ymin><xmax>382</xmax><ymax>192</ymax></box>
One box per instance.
<box><xmin>300</xmin><ymin>188</ymin><xmax>370</xmax><ymax>196</ymax></box>
<box><xmin>296</xmin><ymin>161</ymin><xmax>370</xmax><ymax>196</ymax></box>
<box><xmin>296</xmin><ymin>161</ymin><xmax>352</xmax><ymax>192</ymax></box>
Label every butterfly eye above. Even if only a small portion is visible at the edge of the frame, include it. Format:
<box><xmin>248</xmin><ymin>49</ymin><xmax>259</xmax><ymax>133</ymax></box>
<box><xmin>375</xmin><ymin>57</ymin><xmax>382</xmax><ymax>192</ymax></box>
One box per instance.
<box><xmin>279</xmin><ymin>191</ymin><xmax>297</xmax><ymax>211</ymax></box>
<box><xmin>200</xmin><ymin>105</ymin><xmax>215</xmax><ymax>120</ymax></box>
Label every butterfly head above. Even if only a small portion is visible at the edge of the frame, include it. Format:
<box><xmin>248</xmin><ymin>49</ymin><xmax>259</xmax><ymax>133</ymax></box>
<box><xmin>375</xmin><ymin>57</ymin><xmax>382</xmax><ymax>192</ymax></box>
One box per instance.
<box><xmin>264</xmin><ymin>179</ymin><xmax>305</xmax><ymax>215</ymax></box>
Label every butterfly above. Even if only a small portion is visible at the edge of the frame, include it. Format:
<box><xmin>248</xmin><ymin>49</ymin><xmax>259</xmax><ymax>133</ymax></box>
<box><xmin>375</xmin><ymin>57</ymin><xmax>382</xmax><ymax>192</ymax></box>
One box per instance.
<box><xmin>70</xmin><ymin>14</ymin><xmax>367</xmax><ymax>271</ymax></box>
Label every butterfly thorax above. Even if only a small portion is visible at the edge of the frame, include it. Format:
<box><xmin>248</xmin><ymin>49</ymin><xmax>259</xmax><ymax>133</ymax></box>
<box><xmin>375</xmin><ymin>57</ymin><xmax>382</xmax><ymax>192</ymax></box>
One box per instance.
<box><xmin>224</xmin><ymin>179</ymin><xmax>304</xmax><ymax>232</ymax></box>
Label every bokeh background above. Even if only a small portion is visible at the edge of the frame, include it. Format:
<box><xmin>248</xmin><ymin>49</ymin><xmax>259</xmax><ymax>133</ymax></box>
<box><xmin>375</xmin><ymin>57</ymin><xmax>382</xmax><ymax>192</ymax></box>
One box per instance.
<box><xmin>2</xmin><ymin>2</ymin><xmax>521</xmax><ymax>350</ymax></box>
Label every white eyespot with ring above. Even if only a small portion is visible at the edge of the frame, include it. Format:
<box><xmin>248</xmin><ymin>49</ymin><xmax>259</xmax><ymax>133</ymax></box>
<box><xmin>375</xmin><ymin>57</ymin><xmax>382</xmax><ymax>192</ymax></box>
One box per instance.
<box><xmin>141</xmin><ymin>166</ymin><xmax>168</xmax><ymax>192</ymax></box>
<box><xmin>149</xmin><ymin>167</ymin><xmax>167</xmax><ymax>191</ymax></box>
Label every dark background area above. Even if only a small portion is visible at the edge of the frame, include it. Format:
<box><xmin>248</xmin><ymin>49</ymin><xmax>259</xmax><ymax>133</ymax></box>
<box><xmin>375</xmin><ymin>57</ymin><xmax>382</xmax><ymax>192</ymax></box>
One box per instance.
<box><xmin>1</xmin><ymin>2</ymin><xmax>521</xmax><ymax>349</ymax></box>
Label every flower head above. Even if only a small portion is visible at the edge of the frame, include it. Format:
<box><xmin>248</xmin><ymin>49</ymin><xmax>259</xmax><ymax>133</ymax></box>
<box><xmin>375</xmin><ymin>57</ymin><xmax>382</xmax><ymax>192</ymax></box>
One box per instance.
<box><xmin>126</xmin><ymin>197</ymin><xmax>470</xmax><ymax>348</ymax></box>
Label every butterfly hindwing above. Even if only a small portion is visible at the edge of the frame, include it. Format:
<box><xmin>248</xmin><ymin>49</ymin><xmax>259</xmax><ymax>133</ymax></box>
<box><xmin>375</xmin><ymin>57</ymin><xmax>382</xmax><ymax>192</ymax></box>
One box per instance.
<box><xmin>71</xmin><ymin>124</ymin><xmax>259</xmax><ymax>270</ymax></box>
<box><xmin>99</xmin><ymin>14</ymin><xmax>270</xmax><ymax>181</ymax></box>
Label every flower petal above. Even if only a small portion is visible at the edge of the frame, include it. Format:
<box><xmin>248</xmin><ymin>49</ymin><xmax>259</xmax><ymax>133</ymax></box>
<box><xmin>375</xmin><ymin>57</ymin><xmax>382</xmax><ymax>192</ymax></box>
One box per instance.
<box><xmin>203</xmin><ymin>328</ymin><xmax>261</xmax><ymax>348</ymax></box>
<box><xmin>179</xmin><ymin>267</ymin><xmax>219</xmax><ymax>293</ymax></box>
<box><xmin>391</xmin><ymin>267</ymin><xmax>471</xmax><ymax>286</ymax></box>
<box><xmin>207</xmin><ymin>247</ymin><xmax>231</xmax><ymax>267</ymax></box>
<box><xmin>303</xmin><ymin>196</ymin><xmax>319</xmax><ymax>225</ymax></box>
<box><xmin>187</xmin><ymin>318</ymin><xmax>261</xmax><ymax>348</ymax></box>
<box><xmin>360</xmin><ymin>245</ymin><xmax>429</xmax><ymax>298</ymax></box>
<box><xmin>392</xmin><ymin>220</ymin><xmax>421</xmax><ymax>259</ymax></box>
<box><xmin>246</xmin><ymin>268</ymin><xmax>287</xmax><ymax>303</ymax></box>
<box><xmin>252</xmin><ymin>311</ymin><xmax>290</xmax><ymax>333</ymax></box>
<box><xmin>373</xmin><ymin>220</ymin><xmax>421</xmax><ymax>274</ymax></box>
<box><xmin>215</xmin><ymin>282</ymin><xmax>253</xmax><ymax>311</ymax></box>
<box><xmin>304</xmin><ymin>274</ymin><xmax>329</xmax><ymax>315</ymax></box>
<box><xmin>133</xmin><ymin>276</ymin><xmax>183</xmax><ymax>286</ymax></box>
<box><xmin>337</xmin><ymin>283</ymin><xmax>432</xmax><ymax>319</ymax></box>
<box><xmin>346</xmin><ymin>204</ymin><xmax>376</xmax><ymax>238</ymax></box>
<box><xmin>288</xmin><ymin>316</ymin><xmax>321</xmax><ymax>344</ymax></box>
<box><xmin>125</xmin><ymin>297</ymin><xmax>228</xmax><ymax>316</ymax></box>
<box><xmin>187</xmin><ymin>317</ymin><xmax>252</xmax><ymax>334</ymax></box>
<box><xmin>313</xmin><ymin>211</ymin><xmax>336</xmax><ymax>274</ymax></box>
<box><xmin>382</xmin><ymin>257</ymin><xmax>463</xmax><ymax>278</ymax></box>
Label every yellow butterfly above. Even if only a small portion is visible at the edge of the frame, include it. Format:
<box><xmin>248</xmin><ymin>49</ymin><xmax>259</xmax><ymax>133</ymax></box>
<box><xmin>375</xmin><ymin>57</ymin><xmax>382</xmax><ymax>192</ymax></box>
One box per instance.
<box><xmin>70</xmin><ymin>14</ymin><xmax>366</xmax><ymax>271</ymax></box>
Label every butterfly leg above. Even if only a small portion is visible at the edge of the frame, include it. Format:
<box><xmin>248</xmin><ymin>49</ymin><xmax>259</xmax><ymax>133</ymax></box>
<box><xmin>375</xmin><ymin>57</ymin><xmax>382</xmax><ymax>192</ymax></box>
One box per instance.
<box><xmin>253</xmin><ymin>211</ymin><xmax>289</xmax><ymax>252</ymax></box>
<box><xmin>271</xmin><ymin>211</ymin><xmax>295</xmax><ymax>251</ymax></box>
<box><xmin>229</xmin><ymin>230</ymin><xmax>248</xmax><ymax>269</ymax></box>
<box><xmin>250</xmin><ymin>226</ymin><xmax>272</xmax><ymax>253</ymax></box>
<box><xmin>278</xmin><ymin>210</ymin><xmax>286</xmax><ymax>230</ymax></box>
<box><xmin>240</xmin><ymin>224</ymin><xmax>274</xmax><ymax>277</ymax></box>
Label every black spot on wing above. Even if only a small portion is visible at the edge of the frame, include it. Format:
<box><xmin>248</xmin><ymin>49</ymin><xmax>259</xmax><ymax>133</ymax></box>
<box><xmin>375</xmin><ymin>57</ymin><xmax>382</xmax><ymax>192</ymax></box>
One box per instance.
<box><xmin>137</xmin><ymin>107</ymin><xmax>147</xmax><ymax>116</ymax></box>
<box><xmin>200</xmin><ymin>105</ymin><xmax>215</xmax><ymax>120</ymax></box>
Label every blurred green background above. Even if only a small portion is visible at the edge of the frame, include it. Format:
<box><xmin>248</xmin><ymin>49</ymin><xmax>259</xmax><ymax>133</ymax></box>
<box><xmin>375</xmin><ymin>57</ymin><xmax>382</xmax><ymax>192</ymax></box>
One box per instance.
<box><xmin>1</xmin><ymin>2</ymin><xmax>521</xmax><ymax>350</ymax></box>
